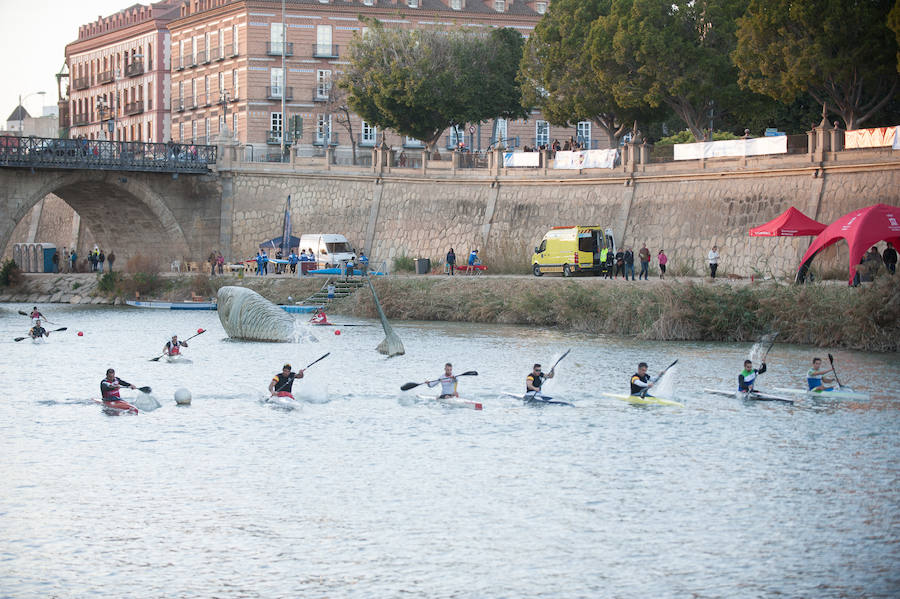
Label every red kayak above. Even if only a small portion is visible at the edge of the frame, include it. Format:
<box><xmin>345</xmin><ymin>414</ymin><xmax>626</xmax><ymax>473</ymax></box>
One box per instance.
<box><xmin>92</xmin><ymin>398</ymin><xmax>139</xmax><ymax>414</ymax></box>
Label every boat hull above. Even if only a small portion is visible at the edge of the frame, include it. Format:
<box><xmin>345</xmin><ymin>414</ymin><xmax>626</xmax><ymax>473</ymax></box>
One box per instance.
<box><xmin>704</xmin><ymin>389</ymin><xmax>794</xmax><ymax>404</ymax></box>
<box><xmin>502</xmin><ymin>392</ymin><xmax>572</xmax><ymax>406</ymax></box>
<box><xmin>416</xmin><ymin>395</ymin><xmax>483</xmax><ymax>410</ymax></box>
<box><xmin>92</xmin><ymin>398</ymin><xmax>139</xmax><ymax>414</ymax></box>
<box><xmin>773</xmin><ymin>387</ymin><xmax>870</xmax><ymax>401</ymax></box>
<box><xmin>600</xmin><ymin>393</ymin><xmax>683</xmax><ymax>407</ymax></box>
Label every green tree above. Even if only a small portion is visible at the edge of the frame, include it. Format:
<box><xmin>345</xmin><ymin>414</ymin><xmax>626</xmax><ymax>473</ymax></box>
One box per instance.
<box><xmin>733</xmin><ymin>0</ymin><xmax>899</xmax><ymax>131</ymax></box>
<box><xmin>519</xmin><ymin>0</ymin><xmax>642</xmax><ymax>147</ymax></box>
<box><xmin>340</xmin><ymin>23</ymin><xmax>527</xmax><ymax>151</ymax></box>
<box><xmin>589</xmin><ymin>0</ymin><xmax>751</xmax><ymax>141</ymax></box>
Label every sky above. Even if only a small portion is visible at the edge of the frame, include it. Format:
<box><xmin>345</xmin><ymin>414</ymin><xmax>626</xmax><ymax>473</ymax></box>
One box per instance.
<box><xmin>0</xmin><ymin>0</ymin><xmax>131</xmax><ymax>122</ymax></box>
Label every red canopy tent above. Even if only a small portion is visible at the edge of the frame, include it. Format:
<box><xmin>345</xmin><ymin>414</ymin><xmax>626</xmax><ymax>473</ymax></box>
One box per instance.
<box><xmin>798</xmin><ymin>204</ymin><xmax>900</xmax><ymax>284</ymax></box>
<box><xmin>748</xmin><ymin>207</ymin><xmax>826</xmax><ymax>237</ymax></box>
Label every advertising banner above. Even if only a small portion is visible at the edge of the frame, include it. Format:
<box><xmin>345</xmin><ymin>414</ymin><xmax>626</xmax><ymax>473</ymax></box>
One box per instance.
<box><xmin>503</xmin><ymin>152</ymin><xmax>540</xmax><ymax>167</ymax></box>
<box><xmin>553</xmin><ymin>149</ymin><xmax>618</xmax><ymax>170</ymax></box>
<box><xmin>674</xmin><ymin>136</ymin><xmax>787</xmax><ymax>160</ymax></box>
<box><xmin>844</xmin><ymin>126</ymin><xmax>899</xmax><ymax>149</ymax></box>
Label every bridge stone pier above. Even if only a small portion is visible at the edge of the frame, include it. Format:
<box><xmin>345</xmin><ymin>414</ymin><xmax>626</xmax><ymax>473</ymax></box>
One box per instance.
<box><xmin>0</xmin><ymin>167</ymin><xmax>222</xmax><ymax>266</ymax></box>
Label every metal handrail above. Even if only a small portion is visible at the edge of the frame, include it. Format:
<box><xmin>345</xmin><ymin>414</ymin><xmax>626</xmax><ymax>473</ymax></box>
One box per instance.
<box><xmin>0</xmin><ymin>135</ymin><xmax>216</xmax><ymax>174</ymax></box>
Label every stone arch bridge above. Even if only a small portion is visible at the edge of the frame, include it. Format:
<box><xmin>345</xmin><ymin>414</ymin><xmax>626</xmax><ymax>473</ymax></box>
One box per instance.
<box><xmin>0</xmin><ymin>136</ymin><xmax>223</xmax><ymax>266</ymax></box>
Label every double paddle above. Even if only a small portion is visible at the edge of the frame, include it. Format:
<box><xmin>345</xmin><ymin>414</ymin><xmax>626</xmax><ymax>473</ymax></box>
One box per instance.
<box><xmin>273</xmin><ymin>352</ymin><xmax>331</xmax><ymax>394</ymax></box>
<box><xmin>401</xmin><ymin>371</ymin><xmax>478</xmax><ymax>392</ymax></box>
<box><xmin>14</xmin><ymin>327</ymin><xmax>67</xmax><ymax>342</ymax></box>
<box><xmin>150</xmin><ymin>329</ymin><xmax>206</xmax><ymax>361</ymax></box>
<box><xmin>18</xmin><ymin>310</ymin><xmax>59</xmax><ymax>325</ymax></box>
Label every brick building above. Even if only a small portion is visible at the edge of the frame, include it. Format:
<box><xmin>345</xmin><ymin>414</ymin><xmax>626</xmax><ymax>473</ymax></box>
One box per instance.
<box><xmin>65</xmin><ymin>1</ymin><xmax>181</xmax><ymax>142</ymax></box>
<box><xmin>168</xmin><ymin>0</ymin><xmax>597</xmax><ymax>162</ymax></box>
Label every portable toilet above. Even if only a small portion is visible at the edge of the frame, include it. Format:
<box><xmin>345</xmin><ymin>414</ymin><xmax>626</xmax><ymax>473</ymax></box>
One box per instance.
<box><xmin>12</xmin><ymin>244</ymin><xmax>23</xmax><ymax>269</ymax></box>
<box><xmin>34</xmin><ymin>243</ymin><xmax>56</xmax><ymax>273</ymax></box>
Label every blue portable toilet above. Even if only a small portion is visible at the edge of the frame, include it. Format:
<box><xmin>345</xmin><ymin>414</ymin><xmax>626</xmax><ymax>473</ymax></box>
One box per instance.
<box><xmin>36</xmin><ymin>244</ymin><xmax>57</xmax><ymax>273</ymax></box>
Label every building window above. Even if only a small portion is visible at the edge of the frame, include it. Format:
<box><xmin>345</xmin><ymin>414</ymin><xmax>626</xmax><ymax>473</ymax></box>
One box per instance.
<box><xmin>316</xmin><ymin>114</ymin><xmax>332</xmax><ymax>143</ymax></box>
<box><xmin>407</xmin><ymin>0</ymin><xmax>418</xmax><ymax>6</ymax></box>
<box><xmin>191</xmin><ymin>120</ymin><xmax>197</xmax><ymax>142</ymax></box>
<box><xmin>232</xmin><ymin>24</ymin><xmax>238</xmax><ymax>54</ymax></box>
<box><xmin>270</xmin><ymin>68</ymin><xmax>284</xmax><ymax>97</ymax></box>
<box><xmin>362</xmin><ymin>0</ymin><xmax>373</xmax><ymax>5</ymax></box>
<box><xmin>218</xmin><ymin>72</ymin><xmax>224</xmax><ymax>95</ymax></box>
<box><xmin>535</xmin><ymin>1</ymin><xmax>547</xmax><ymax>14</ymax></box>
<box><xmin>450</xmin><ymin>0</ymin><xmax>461</xmax><ymax>9</ymax></box>
<box><xmin>204</xmin><ymin>75</ymin><xmax>210</xmax><ymax>100</ymax></box>
<box><xmin>495</xmin><ymin>118</ymin><xmax>507</xmax><ymax>146</ymax></box>
<box><xmin>205</xmin><ymin>117</ymin><xmax>210</xmax><ymax>142</ymax></box>
<box><xmin>494</xmin><ymin>0</ymin><xmax>504</xmax><ymax>11</ymax></box>
<box><xmin>316</xmin><ymin>70</ymin><xmax>331</xmax><ymax>100</ymax></box>
<box><xmin>536</xmin><ymin>120</ymin><xmax>549</xmax><ymax>147</ymax></box>
<box><xmin>192</xmin><ymin>79</ymin><xmax>197</xmax><ymax>104</ymax></box>
<box><xmin>449</xmin><ymin>125</ymin><xmax>464</xmax><ymax>148</ymax></box>
<box><xmin>233</xmin><ymin>69</ymin><xmax>239</xmax><ymax>98</ymax></box>
<box><xmin>271</xmin><ymin>112</ymin><xmax>283</xmax><ymax>138</ymax></box>
<box><xmin>316</xmin><ymin>25</ymin><xmax>332</xmax><ymax>55</ymax></box>
<box><xmin>577</xmin><ymin>121</ymin><xmax>591</xmax><ymax>149</ymax></box>
<box><xmin>270</xmin><ymin>22</ymin><xmax>285</xmax><ymax>54</ymax></box>
<box><xmin>361</xmin><ymin>120</ymin><xmax>377</xmax><ymax>145</ymax></box>
<box><xmin>179</xmin><ymin>122</ymin><xmax>184</xmax><ymax>141</ymax></box>
<box><xmin>232</xmin><ymin>113</ymin><xmax>237</xmax><ymax>136</ymax></box>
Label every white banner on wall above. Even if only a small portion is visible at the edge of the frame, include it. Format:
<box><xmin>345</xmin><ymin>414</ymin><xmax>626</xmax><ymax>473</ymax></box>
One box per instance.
<box><xmin>503</xmin><ymin>152</ymin><xmax>540</xmax><ymax>167</ymax></box>
<box><xmin>553</xmin><ymin>148</ymin><xmax>618</xmax><ymax>170</ymax></box>
<box><xmin>894</xmin><ymin>126</ymin><xmax>900</xmax><ymax>150</ymax></box>
<box><xmin>844</xmin><ymin>126</ymin><xmax>900</xmax><ymax>149</ymax></box>
<box><xmin>674</xmin><ymin>136</ymin><xmax>787</xmax><ymax>161</ymax></box>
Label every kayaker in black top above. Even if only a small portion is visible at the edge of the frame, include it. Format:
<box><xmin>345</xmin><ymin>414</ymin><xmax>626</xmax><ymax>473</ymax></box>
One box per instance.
<box><xmin>29</xmin><ymin>320</ymin><xmax>49</xmax><ymax>339</ymax></box>
<box><xmin>269</xmin><ymin>364</ymin><xmax>305</xmax><ymax>398</ymax></box>
<box><xmin>526</xmin><ymin>363</ymin><xmax>554</xmax><ymax>398</ymax></box>
<box><xmin>101</xmin><ymin>368</ymin><xmax>136</xmax><ymax>399</ymax></box>
<box><xmin>630</xmin><ymin>363</ymin><xmax>653</xmax><ymax>396</ymax></box>
<box><xmin>738</xmin><ymin>360</ymin><xmax>766</xmax><ymax>392</ymax></box>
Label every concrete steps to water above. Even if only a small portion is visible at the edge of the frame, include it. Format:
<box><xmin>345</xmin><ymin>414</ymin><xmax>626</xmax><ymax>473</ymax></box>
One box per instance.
<box><xmin>299</xmin><ymin>277</ymin><xmax>365</xmax><ymax>305</ymax></box>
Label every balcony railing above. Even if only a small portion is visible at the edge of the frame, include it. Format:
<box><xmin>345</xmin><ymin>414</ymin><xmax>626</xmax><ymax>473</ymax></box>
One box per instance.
<box><xmin>313</xmin><ymin>133</ymin><xmax>339</xmax><ymax>147</ymax></box>
<box><xmin>97</xmin><ymin>70</ymin><xmax>115</xmax><ymax>85</ymax></box>
<box><xmin>71</xmin><ymin>113</ymin><xmax>91</xmax><ymax>127</ymax></box>
<box><xmin>266</xmin><ymin>42</ymin><xmax>293</xmax><ymax>56</ymax></box>
<box><xmin>312</xmin><ymin>89</ymin><xmax>330</xmax><ymax>102</ymax></box>
<box><xmin>209</xmin><ymin>46</ymin><xmax>221</xmax><ymax>61</ymax></box>
<box><xmin>175</xmin><ymin>99</ymin><xmax>185</xmax><ymax>112</ymax></box>
<box><xmin>125</xmin><ymin>61</ymin><xmax>144</xmax><ymax>77</ymax></box>
<box><xmin>226</xmin><ymin>43</ymin><xmax>238</xmax><ymax>57</ymax></box>
<box><xmin>188</xmin><ymin>96</ymin><xmax>198</xmax><ymax>110</ymax></box>
<box><xmin>267</xmin><ymin>130</ymin><xmax>295</xmax><ymax>145</ymax></box>
<box><xmin>72</xmin><ymin>76</ymin><xmax>91</xmax><ymax>91</ymax></box>
<box><xmin>312</xmin><ymin>44</ymin><xmax>339</xmax><ymax>58</ymax></box>
<box><xmin>190</xmin><ymin>53</ymin><xmax>198</xmax><ymax>67</ymax></box>
<box><xmin>197</xmin><ymin>49</ymin><xmax>208</xmax><ymax>64</ymax></box>
<box><xmin>266</xmin><ymin>86</ymin><xmax>293</xmax><ymax>100</ymax></box>
<box><xmin>0</xmin><ymin>135</ymin><xmax>216</xmax><ymax>174</ymax></box>
<box><xmin>124</xmin><ymin>100</ymin><xmax>144</xmax><ymax>116</ymax></box>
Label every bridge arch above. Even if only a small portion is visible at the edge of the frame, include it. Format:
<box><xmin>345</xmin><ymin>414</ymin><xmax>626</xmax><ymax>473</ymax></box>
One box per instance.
<box><xmin>1</xmin><ymin>168</ymin><xmax>221</xmax><ymax>267</ymax></box>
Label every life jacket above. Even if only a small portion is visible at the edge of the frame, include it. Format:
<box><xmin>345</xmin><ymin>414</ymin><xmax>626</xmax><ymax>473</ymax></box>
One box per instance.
<box><xmin>526</xmin><ymin>372</ymin><xmax>545</xmax><ymax>393</ymax></box>
<box><xmin>166</xmin><ymin>341</ymin><xmax>181</xmax><ymax>355</ymax></box>
<box><xmin>101</xmin><ymin>378</ymin><xmax>121</xmax><ymax>399</ymax></box>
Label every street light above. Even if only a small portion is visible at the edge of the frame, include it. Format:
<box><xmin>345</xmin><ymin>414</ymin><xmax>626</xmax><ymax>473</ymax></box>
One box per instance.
<box><xmin>17</xmin><ymin>91</ymin><xmax>46</xmax><ymax>135</ymax></box>
<box><xmin>219</xmin><ymin>89</ymin><xmax>230</xmax><ymax>137</ymax></box>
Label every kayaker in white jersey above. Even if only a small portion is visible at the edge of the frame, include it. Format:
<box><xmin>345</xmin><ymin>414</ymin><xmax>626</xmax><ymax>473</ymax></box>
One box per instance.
<box><xmin>525</xmin><ymin>363</ymin><xmax>554</xmax><ymax>399</ymax></box>
<box><xmin>806</xmin><ymin>357</ymin><xmax>835</xmax><ymax>392</ymax></box>
<box><xmin>163</xmin><ymin>334</ymin><xmax>188</xmax><ymax>356</ymax></box>
<box><xmin>426</xmin><ymin>363</ymin><xmax>460</xmax><ymax>398</ymax></box>
<box><xmin>738</xmin><ymin>359</ymin><xmax>766</xmax><ymax>392</ymax></box>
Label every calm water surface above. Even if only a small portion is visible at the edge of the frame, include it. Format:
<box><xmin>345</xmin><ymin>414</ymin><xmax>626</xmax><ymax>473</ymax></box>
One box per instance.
<box><xmin>1</xmin><ymin>303</ymin><xmax>898</xmax><ymax>598</ymax></box>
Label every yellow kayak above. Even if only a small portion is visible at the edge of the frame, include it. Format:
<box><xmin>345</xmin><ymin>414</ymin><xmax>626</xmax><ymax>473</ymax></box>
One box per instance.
<box><xmin>601</xmin><ymin>392</ymin><xmax>684</xmax><ymax>407</ymax></box>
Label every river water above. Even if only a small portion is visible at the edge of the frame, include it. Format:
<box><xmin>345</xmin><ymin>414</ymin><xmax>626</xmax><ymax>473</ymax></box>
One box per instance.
<box><xmin>1</xmin><ymin>303</ymin><xmax>898</xmax><ymax>598</ymax></box>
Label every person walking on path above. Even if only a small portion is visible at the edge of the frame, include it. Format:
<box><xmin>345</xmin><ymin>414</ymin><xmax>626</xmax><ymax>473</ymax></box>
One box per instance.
<box><xmin>883</xmin><ymin>242</ymin><xmax>897</xmax><ymax>275</ymax></box>
<box><xmin>658</xmin><ymin>250</ymin><xmax>668</xmax><ymax>279</ymax></box>
<box><xmin>359</xmin><ymin>252</ymin><xmax>369</xmax><ymax>276</ymax></box>
<box><xmin>217</xmin><ymin>251</ymin><xmax>224</xmax><ymax>275</ymax></box>
<box><xmin>97</xmin><ymin>250</ymin><xmax>105</xmax><ymax>274</ymax></box>
<box><xmin>327</xmin><ymin>283</ymin><xmax>336</xmax><ymax>300</ymax></box>
<box><xmin>107</xmin><ymin>252</ymin><xmax>116</xmax><ymax>273</ymax></box>
<box><xmin>624</xmin><ymin>248</ymin><xmax>635</xmax><ymax>281</ymax></box>
<box><xmin>52</xmin><ymin>250</ymin><xmax>59</xmax><ymax>273</ymax></box>
<box><xmin>614</xmin><ymin>249</ymin><xmax>625</xmax><ymax>279</ymax></box>
<box><xmin>209</xmin><ymin>251</ymin><xmax>217</xmax><ymax>276</ymax></box>
<box><xmin>70</xmin><ymin>249</ymin><xmax>77</xmax><ymax>273</ymax></box>
<box><xmin>446</xmin><ymin>248</ymin><xmax>456</xmax><ymax>275</ymax></box>
<box><xmin>708</xmin><ymin>245</ymin><xmax>720</xmax><ymax>279</ymax></box>
<box><xmin>63</xmin><ymin>249</ymin><xmax>70</xmax><ymax>273</ymax></box>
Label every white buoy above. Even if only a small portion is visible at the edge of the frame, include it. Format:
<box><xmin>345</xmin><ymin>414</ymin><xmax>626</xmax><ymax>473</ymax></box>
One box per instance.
<box><xmin>174</xmin><ymin>388</ymin><xmax>192</xmax><ymax>405</ymax></box>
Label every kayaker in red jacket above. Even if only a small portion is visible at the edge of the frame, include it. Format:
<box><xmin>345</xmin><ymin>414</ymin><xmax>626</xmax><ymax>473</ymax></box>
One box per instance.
<box><xmin>101</xmin><ymin>369</ymin><xmax>136</xmax><ymax>400</ymax></box>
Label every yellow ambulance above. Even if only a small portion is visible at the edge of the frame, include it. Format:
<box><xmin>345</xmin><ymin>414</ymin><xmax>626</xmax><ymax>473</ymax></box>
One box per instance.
<box><xmin>531</xmin><ymin>226</ymin><xmax>615</xmax><ymax>276</ymax></box>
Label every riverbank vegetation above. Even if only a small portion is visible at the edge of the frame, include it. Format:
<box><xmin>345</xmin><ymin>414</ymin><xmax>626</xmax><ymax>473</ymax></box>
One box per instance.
<box><xmin>338</xmin><ymin>276</ymin><xmax>900</xmax><ymax>352</ymax></box>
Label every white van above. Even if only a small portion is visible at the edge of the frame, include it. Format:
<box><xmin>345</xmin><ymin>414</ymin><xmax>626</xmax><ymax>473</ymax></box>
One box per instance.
<box><xmin>298</xmin><ymin>234</ymin><xmax>356</xmax><ymax>268</ymax></box>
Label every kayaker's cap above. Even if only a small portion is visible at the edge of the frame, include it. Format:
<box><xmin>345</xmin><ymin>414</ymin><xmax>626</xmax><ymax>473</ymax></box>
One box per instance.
<box><xmin>283</xmin><ymin>363</ymin><xmax>291</xmax><ymax>370</ymax></box>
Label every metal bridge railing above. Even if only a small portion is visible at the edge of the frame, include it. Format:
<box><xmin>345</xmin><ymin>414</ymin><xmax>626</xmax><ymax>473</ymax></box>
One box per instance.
<box><xmin>0</xmin><ymin>135</ymin><xmax>216</xmax><ymax>174</ymax></box>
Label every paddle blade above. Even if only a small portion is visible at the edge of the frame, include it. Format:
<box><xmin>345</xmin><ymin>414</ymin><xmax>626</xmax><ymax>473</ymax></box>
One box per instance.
<box><xmin>458</xmin><ymin>371</ymin><xmax>478</xmax><ymax>377</ymax></box>
<box><xmin>400</xmin><ymin>382</ymin><xmax>420</xmax><ymax>391</ymax></box>
<box><xmin>18</xmin><ymin>311</ymin><xmax>28</xmax><ymax>316</ymax></box>
<box><xmin>53</xmin><ymin>327</ymin><xmax>67</xmax><ymax>332</ymax></box>
<box><xmin>149</xmin><ymin>355</ymin><xmax>163</xmax><ymax>362</ymax></box>
<box><xmin>137</xmin><ymin>386</ymin><xmax>152</xmax><ymax>394</ymax></box>
<box><xmin>13</xmin><ymin>337</ymin><xmax>26</xmax><ymax>342</ymax></box>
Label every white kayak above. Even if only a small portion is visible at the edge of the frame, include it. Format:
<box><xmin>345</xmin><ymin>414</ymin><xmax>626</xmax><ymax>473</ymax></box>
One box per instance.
<box><xmin>164</xmin><ymin>353</ymin><xmax>193</xmax><ymax>364</ymax></box>
<box><xmin>416</xmin><ymin>394</ymin><xmax>483</xmax><ymax>410</ymax></box>
<box><xmin>265</xmin><ymin>394</ymin><xmax>302</xmax><ymax>410</ymax></box>
<box><xmin>502</xmin><ymin>392</ymin><xmax>573</xmax><ymax>406</ymax></box>
<box><xmin>773</xmin><ymin>387</ymin><xmax>870</xmax><ymax>401</ymax></box>
<box><xmin>704</xmin><ymin>389</ymin><xmax>795</xmax><ymax>404</ymax></box>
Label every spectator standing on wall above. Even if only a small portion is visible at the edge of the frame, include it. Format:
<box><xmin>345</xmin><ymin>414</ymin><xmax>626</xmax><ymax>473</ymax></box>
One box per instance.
<box><xmin>638</xmin><ymin>244</ymin><xmax>650</xmax><ymax>280</ymax></box>
<box><xmin>107</xmin><ymin>252</ymin><xmax>116</xmax><ymax>273</ymax></box>
<box><xmin>623</xmin><ymin>247</ymin><xmax>635</xmax><ymax>281</ymax></box>
<box><xmin>209</xmin><ymin>251</ymin><xmax>217</xmax><ymax>276</ymax></box>
<box><xmin>883</xmin><ymin>242</ymin><xmax>897</xmax><ymax>274</ymax></box>
<box><xmin>446</xmin><ymin>248</ymin><xmax>456</xmax><ymax>275</ymax></box>
<box><xmin>708</xmin><ymin>245</ymin><xmax>720</xmax><ymax>279</ymax></box>
<box><xmin>359</xmin><ymin>251</ymin><xmax>369</xmax><ymax>276</ymax></box>
<box><xmin>261</xmin><ymin>250</ymin><xmax>269</xmax><ymax>276</ymax></box>
<box><xmin>97</xmin><ymin>250</ymin><xmax>105</xmax><ymax>274</ymax></box>
<box><xmin>70</xmin><ymin>249</ymin><xmax>77</xmax><ymax>273</ymax></box>
<box><xmin>468</xmin><ymin>249</ymin><xmax>479</xmax><ymax>266</ymax></box>
<box><xmin>288</xmin><ymin>250</ymin><xmax>298</xmax><ymax>274</ymax></box>
<box><xmin>62</xmin><ymin>249</ymin><xmax>69</xmax><ymax>272</ymax></box>
<box><xmin>217</xmin><ymin>251</ymin><xmax>224</xmax><ymax>275</ymax></box>
<box><xmin>255</xmin><ymin>251</ymin><xmax>263</xmax><ymax>276</ymax></box>
<box><xmin>658</xmin><ymin>250</ymin><xmax>668</xmax><ymax>279</ymax></box>
<box><xmin>51</xmin><ymin>250</ymin><xmax>59</xmax><ymax>273</ymax></box>
<box><xmin>614</xmin><ymin>249</ymin><xmax>625</xmax><ymax>279</ymax></box>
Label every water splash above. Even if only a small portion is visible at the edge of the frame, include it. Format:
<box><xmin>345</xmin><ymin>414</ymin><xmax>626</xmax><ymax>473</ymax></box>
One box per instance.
<box><xmin>654</xmin><ymin>365</ymin><xmax>677</xmax><ymax>399</ymax></box>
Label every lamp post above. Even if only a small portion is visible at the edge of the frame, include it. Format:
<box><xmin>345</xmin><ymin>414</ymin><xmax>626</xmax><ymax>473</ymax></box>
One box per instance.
<box><xmin>219</xmin><ymin>89</ymin><xmax>230</xmax><ymax>137</ymax></box>
<box><xmin>17</xmin><ymin>91</ymin><xmax>46</xmax><ymax>135</ymax></box>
